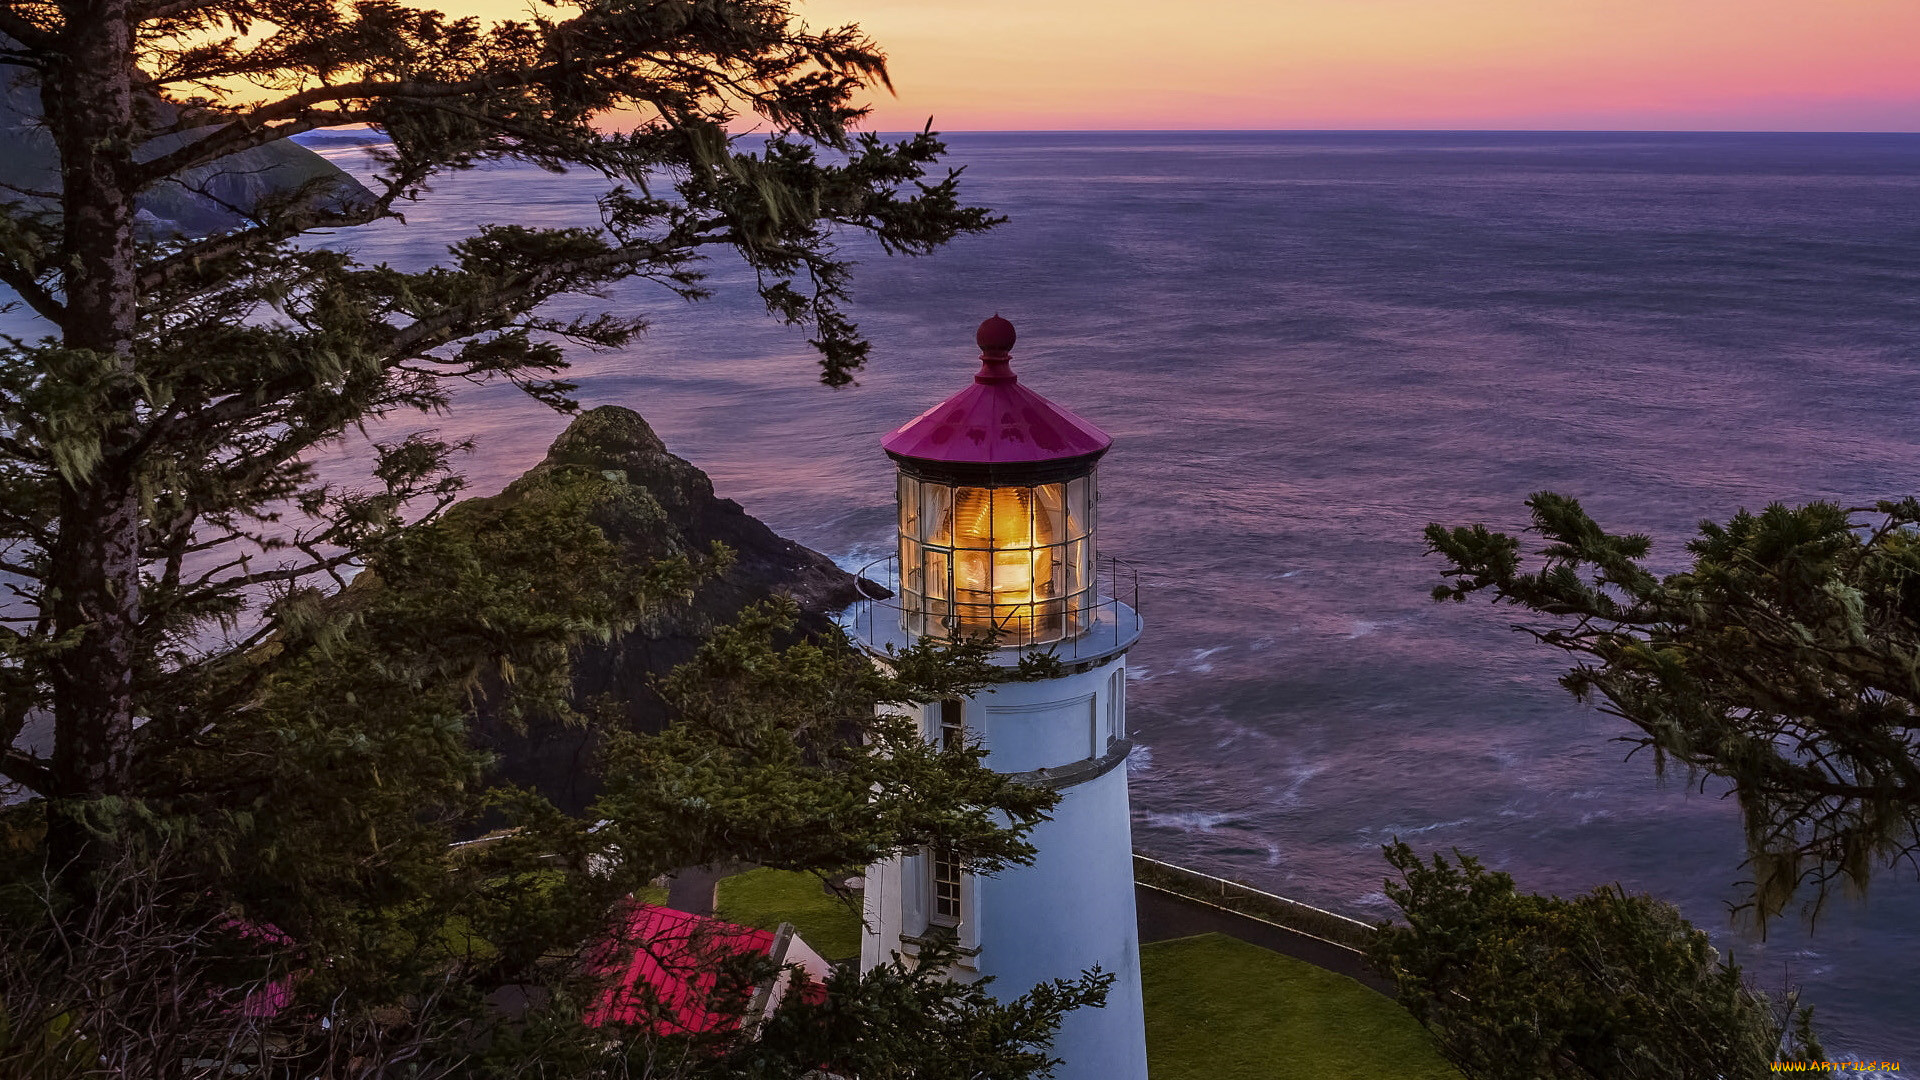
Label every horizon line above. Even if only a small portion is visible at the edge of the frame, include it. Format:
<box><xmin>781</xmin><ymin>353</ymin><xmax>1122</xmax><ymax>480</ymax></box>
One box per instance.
<box><xmin>297</xmin><ymin>124</ymin><xmax>1920</xmax><ymax>139</ymax></box>
<box><xmin>860</xmin><ymin>127</ymin><xmax>1920</xmax><ymax>136</ymax></box>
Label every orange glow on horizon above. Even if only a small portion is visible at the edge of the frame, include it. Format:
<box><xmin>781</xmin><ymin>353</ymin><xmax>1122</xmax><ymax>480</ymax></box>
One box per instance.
<box><xmin>436</xmin><ymin>0</ymin><xmax>1920</xmax><ymax>131</ymax></box>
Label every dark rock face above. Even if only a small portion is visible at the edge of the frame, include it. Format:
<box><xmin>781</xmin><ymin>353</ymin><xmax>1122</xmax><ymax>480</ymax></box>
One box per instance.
<box><xmin>471</xmin><ymin>406</ymin><xmax>865</xmax><ymax>814</ymax></box>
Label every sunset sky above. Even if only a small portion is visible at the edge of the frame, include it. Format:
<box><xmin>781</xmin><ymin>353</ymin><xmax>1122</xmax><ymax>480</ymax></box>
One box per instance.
<box><xmin>448</xmin><ymin>0</ymin><xmax>1920</xmax><ymax>131</ymax></box>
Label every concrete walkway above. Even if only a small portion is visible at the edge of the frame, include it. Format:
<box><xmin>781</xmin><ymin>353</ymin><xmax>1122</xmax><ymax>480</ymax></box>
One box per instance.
<box><xmin>663</xmin><ymin>860</ymin><xmax>752</xmax><ymax>916</ymax></box>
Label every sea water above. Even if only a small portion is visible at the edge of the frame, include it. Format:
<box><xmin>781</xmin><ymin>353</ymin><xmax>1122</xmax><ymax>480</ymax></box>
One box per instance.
<box><xmin>246</xmin><ymin>130</ymin><xmax>1920</xmax><ymax>1057</ymax></box>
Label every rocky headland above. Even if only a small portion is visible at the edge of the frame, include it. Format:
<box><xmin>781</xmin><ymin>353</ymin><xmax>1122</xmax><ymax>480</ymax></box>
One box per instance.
<box><xmin>466</xmin><ymin>405</ymin><xmax>866</xmax><ymax>813</ymax></box>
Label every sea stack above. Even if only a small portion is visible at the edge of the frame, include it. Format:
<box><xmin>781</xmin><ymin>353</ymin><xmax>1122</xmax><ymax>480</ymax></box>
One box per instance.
<box><xmin>850</xmin><ymin>317</ymin><xmax>1148</xmax><ymax>1080</ymax></box>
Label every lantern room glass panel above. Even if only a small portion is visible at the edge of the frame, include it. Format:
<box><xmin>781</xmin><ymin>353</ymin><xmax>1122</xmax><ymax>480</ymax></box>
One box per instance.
<box><xmin>897</xmin><ymin>472</ymin><xmax>1097</xmax><ymax>645</ymax></box>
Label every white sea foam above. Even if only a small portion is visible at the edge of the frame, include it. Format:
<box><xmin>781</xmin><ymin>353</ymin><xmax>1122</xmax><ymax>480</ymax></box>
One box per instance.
<box><xmin>1266</xmin><ymin>763</ymin><xmax>1326</xmax><ymax>809</ymax></box>
<box><xmin>830</xmin><ymin>545</ymin><xmax>891</xmax><ymax>577</ymax></box>
<box><xmin>1141</xmin><ymin>810</ymin><xmax>1243</xmax><ymax>834</ymax></box>
<box><xmin>1369</xmin><ymin>817</ymin><xmax>1474</xmax><ymax>838</ymax></box>
<box><xmin>1126</xmin><ymin>744</ymin><xmax>1153</xmax><ymax>774</ymax></box>
<box><xmin>1351</xmin><ymin>891</ymin><xmax>1397</xmax><ymax>914</ymax></box>
<box><xmin>1182</xmin><ymin>645</ymin><xmax>1227</xmax><ymax>674</ymax></box>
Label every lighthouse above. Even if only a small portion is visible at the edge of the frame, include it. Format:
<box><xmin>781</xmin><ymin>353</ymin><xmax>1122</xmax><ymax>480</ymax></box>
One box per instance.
<box><xmin>852</xmin><ymin>316</ymin><xmax>1148</xmax><ymax>1080</ymax></box>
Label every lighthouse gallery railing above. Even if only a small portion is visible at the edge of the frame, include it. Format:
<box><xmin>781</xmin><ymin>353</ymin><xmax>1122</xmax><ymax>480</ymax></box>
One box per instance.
<box><xmin>843</xmin><ymin>553</ymin><xmax>1141</xmax><ymax>665</ymax></box>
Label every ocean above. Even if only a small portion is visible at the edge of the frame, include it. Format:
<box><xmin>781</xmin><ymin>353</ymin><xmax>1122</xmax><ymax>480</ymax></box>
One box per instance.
<box><xmin>289</xmin><ymin>130</ymin><xmax>1920</xmax><ymax>1059</ymax></box>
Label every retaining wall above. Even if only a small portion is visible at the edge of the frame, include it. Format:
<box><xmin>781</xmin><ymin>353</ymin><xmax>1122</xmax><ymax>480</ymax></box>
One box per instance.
<box><xmin>1132</xmin><ymin>853</ymin><xmax>1396</xmax><ymax>998</ymax></box>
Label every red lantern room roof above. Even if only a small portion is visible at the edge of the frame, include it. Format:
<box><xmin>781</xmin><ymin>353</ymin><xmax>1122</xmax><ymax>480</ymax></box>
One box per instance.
<box><xmin>881</xmin><ymin>317</ymin><xmax>1112</xmax><ymax>472</ymax></box>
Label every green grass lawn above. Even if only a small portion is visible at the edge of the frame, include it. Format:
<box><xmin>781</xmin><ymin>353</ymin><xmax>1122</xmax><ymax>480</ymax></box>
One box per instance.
<box><xmin>713</xmin><ymin>868</ymin><xmax>863</xmax><ymax>963</ymax></box>
<box><xmin>1141</xmin><ymin>933</ymin><xmax>1463</xmax><ymax>1080</ymax></box>
<box><xmin>708</xmin><ymin>873</ymin><xmax>1459</xmax><ymax>1078</ymax></box>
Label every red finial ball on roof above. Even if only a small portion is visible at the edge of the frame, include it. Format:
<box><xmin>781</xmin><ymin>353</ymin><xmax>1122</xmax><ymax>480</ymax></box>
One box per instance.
<box><xmin>976</xmin><ymin>314</ymin><xmax>1016</xmax><ymax>354</ymax></box>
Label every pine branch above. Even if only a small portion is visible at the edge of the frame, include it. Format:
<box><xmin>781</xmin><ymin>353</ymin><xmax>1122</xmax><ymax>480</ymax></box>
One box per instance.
<box><xmin>132</xmin><ymin>0</ymin><xmax>226</xmax><ymax>21</ymax></box>
<box><xmin>190</xmin><ymin>546</ymin><xmax>359</xmax><ymax>592</ymax></box>
<box><xmin>0</xmin><ymin>12</ymin><xmax>57</xmax><ymax>51</ymax></box>
<box><xmin>129</xmin><ymin>62</ymin><xmax>595</xmax><ymax>185</ymax></box>
<box><xmin>129</xmin><ymin>14</ymin><xmax>877</xmax><ymax>184</ymax></box>
<box><xmin>382</xmin><ymin>240</ymin><xmax>684</xmax><ymax>358</ymax></box>
<box><xmin>132</xmin><ymin>113</ymin><xmax>344</xmax><ymax>187</ymax></box>
<box><xmin>0</xmin><ymin>259</ymin><xmax>64</xmax><ymax>326</ymax></box>
<box><xmin>0</xmin><ymin>432</ymin><xmax>46</xmax><ymax>463</ymax></box>
<box><xmin>1</xmin><ymin>746</ymin><xmax>52</xmax><ymax>795</ymax></box>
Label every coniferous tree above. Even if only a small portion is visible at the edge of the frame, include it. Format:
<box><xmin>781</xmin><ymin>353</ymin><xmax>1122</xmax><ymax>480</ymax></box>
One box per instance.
<box><xmin>0</xmin><ymin>3</ymin><xmax>1113</xmax><ymax>1075</ymax></box>
<box><xmin>0</xmin><ymin>0</ymin><xmax>994</xmax><ymax>868</ymax></box>
<box><xmin>1369</xmin><ymin>842</ymin><xmax>1821</xmax><ymax>1080</ymax></box>
<box><xmin>1428</xmin><ymin>494</ymin><xmax>1920</xmax><ymax>920</ymax></box>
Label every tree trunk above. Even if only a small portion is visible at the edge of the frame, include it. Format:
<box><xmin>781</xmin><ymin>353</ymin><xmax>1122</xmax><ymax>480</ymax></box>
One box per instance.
<box><xmin>41</xmin><ymin>3</ymin><xmax>143</xmax><ymax>876</ymax></box>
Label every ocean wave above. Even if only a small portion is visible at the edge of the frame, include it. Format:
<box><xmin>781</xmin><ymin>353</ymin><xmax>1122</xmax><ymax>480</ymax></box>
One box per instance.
<box><xmin>1350</xmin><ymin>890</ymin><xmax>1398</xmax><ymax>915</ymax></box>
<box><xmin>1366</xmin><ymin>817</ymin><xmax>1475</xmax><ymax>838</ymax></box>
<box><xmin>1182</xmin><ymin>645</ymin><xmax>1228</xmax><ymax>674</ymax></box>
<box><xmin>1140</xmin><ymin>810</ymin><xmax>1248</xmax><ymax>834</ymax></box>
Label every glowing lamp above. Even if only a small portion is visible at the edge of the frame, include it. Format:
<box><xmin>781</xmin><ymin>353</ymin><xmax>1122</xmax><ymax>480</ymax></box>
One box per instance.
<box><xmin>882</xmin><ymin>317</ymin><xmax>1111</xmax><ymax>645</ymax></box>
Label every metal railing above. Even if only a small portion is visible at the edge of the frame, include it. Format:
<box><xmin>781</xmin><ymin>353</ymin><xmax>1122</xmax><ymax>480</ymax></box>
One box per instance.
<box><xmin>843</xmin><ymin>553</ymin><xmax>1142</xmax><ymax>666</ymax></box>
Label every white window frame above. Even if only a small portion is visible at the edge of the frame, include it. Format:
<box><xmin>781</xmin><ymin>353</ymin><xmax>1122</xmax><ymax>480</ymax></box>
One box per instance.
<box><xmin>938</xmin><ymin>698</ymin><xmax>965</xmax><ymax>751</ymax></box>
<box><xmin>929</xmin><ymin>844</ymin><xmax>964</xmax><ymax>927</ymax></box>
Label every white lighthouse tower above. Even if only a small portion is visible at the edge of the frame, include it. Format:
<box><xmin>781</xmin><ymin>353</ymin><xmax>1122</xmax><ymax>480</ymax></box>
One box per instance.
<box><xmin>852</xmin><ymin>316</ymin><xmax>1148</xmax><ymax>1080</ymax></box>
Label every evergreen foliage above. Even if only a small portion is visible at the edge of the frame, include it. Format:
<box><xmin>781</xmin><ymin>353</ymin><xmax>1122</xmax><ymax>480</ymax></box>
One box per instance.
<box><xmin>1368</xmin><ymin>842</ymin><xmax>1821</xmax><ymax>1080</ymax></box>
<box><xmin>0</xmin><ymin>2</ymin><xmax>1108</xmax><ymax>1075</ymax></box>
<box><xmin>0</xmin><ymin>0</ymin><xmax>997</xmax><ymax>858</ymax></box>
<box><xmin>1427</xmin><ymin>495</ymin><xmax>1920</xmax><ymax>920</ymax></box>
<box><xmin>2</xmin><ymin>456</ymin><xmax>1098</xmax><ymax>1074</ymax></box>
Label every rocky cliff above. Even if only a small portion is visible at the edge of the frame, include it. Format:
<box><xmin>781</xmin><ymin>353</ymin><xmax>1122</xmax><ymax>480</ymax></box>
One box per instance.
<box><xmin>0</xmin><ymin>62</ymin><xmax>373</xmax><ymax>239</ymax></box>
<box><xmin>468</xmin><ymin>406</ymin><xmax>866</xmax><ymax>813</ymax></box>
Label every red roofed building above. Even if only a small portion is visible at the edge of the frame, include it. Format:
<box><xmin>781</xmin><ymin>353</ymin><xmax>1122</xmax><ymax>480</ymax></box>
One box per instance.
<box><xmin>589</xmin><ymin>902</ymin><xmax>831</xmax><ymax>1036</ymax></box>
<box><xmin>226</xmin><ymin>897</ymin><xmax>831</xmax><ymax>1040</ymax></box>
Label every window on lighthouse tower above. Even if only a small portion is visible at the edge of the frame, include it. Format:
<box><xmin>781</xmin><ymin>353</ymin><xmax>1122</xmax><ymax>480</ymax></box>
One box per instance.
<box><xmin>939</xmin><ymin>699</ymin><xmax>965</xmax><ymax>750</ymax></box>
<box><xmin>928</xmin><ymin>699</ymin><xmax>965</xmax><ymax>928</ymax></box>
<box><xmin>931</xmin><ymin>846</ymin><xmax>963</xmax><ymax>923</ymax></box>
